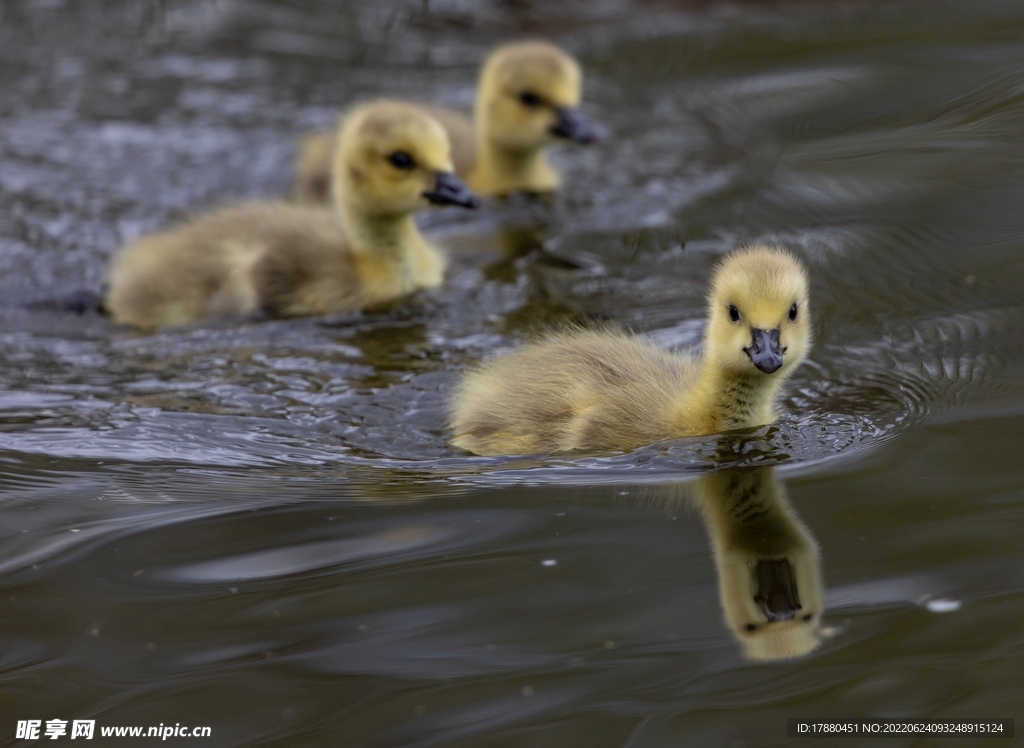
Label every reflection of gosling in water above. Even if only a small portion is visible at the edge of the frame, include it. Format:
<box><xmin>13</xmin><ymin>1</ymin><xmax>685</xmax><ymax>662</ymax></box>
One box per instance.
<box><xmin>449</xmin><ymin>246</ymin><xmax>812</xmax><ymax>455</ymax></box>
<box><xmin>105</xmin><ymin>101</ymin><xmax>479</xmax><ymax>329</ymax></box>
<box><xmin>692</xmin><ymin>468</ymin><xmax>824</xmax><ymax>660</ymax></box>
<box><xmin>292</xmin><ymin>41</ymin><xmax>598</xmax><ymax>203</ymax></box>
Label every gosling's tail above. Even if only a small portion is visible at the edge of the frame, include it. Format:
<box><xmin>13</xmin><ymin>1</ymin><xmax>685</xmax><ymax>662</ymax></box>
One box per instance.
<box><xmin>21</xmin><ymin>288</ymin><xmax>106</xmax><ymax>315</ymax></box>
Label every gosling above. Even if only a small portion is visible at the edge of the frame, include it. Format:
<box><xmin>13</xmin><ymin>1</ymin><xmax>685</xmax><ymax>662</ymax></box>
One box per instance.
<box><xmin>105</xmin><ymin>101</ymin><xmax>479</xmax><ymax>330</ymax></box>
<box><xmin>448</xmin><ymin>246</ymin><xmax>812</xmax><ymax>455</ymax></box>
<box><xmin>292</xmin><ymin>41</ymin><xmax>598</xmax><ymax>203</ymax></box>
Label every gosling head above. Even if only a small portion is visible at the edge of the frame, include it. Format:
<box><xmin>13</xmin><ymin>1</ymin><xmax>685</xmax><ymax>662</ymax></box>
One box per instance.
<box><xmin>477</xmin><ymin>41</ymin><xmax>599</xmax><ymax>151</ymax></box>
<box><xmin>705</xmin><ymin>246</ymin><xmax>812</xmax><ymax>378</ymax></box>
<box><xmin>334</xmin><ymin>100</ymin><xmax>480</xmax><ymax>216</ymax></box>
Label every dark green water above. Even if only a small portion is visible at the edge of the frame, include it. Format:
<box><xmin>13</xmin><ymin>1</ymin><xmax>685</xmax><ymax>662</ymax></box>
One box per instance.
<box><xmin>1</xmin><ymin>0</ymin><xmax>1023</xmax><ymax>745</ymax></box>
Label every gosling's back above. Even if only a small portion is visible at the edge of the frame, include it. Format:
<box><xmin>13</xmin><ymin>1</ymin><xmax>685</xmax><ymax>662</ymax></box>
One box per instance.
<box><xmin>105</xmin><ymin>203</ymin><xmax>433</xmax><ymax>329</ymax></box>
<box><xmin>449</xmin><ymin>330</ymin><xmax>698</xmax><ymax>455</ymax></box>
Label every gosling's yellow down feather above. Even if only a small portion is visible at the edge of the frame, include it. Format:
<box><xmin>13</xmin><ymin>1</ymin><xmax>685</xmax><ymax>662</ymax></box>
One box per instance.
<box><xmin>448</xmin><ymin>246</ymin><xmax>812</xmax><ymax>455</ymax></box>
<box><xmin>105</xmin><ymin>101</ymin><xmax>477</xmax><ymax>329</ymax></box>
<box><xmin>291</xmin><ymin>41</ymin><xmax>596</xmax><ymax>203</ymax></box>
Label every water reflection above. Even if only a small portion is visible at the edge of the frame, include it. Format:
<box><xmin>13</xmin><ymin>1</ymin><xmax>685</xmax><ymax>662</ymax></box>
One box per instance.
<box><xmin>484</xmin><ymin>221</ymin><xmax>549</xmax><ymax>284</ymax></box>
<box><xmin>487</xmin><ymin>219</ymin><xmax>611</xmax><ymax>334</ymax></box>
<box><xmin>690</xmin><ymin>466</ymin><xmax>824</xmax><ymax>660</ymax></box>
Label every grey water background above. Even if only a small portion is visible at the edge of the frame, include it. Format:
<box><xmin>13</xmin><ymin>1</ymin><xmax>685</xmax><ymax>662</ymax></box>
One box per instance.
<box><xmin>2</xmin><ymin>0</ymin><xmax>1024</xmax><ymax>744</ymax></box>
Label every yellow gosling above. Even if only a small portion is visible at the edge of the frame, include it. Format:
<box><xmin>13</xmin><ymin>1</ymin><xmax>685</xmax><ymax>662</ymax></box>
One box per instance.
<box><xmin>105</xmin><ymin>101</ymin><xmax>478</xmax><ymax>330</ymax></box>
<box><xmin>448</xmin><ymin>246</ymin><xmax>812</xmax><ymax>455</ymax></box>
<box><xmin>292</xmin><ymin>41</ymin><xmax>597</xmax><ymax>203</ymax></box>
<box><xmin>692</xmin><ymin>468</ymin><xmax>824</xmax><ymax>661</ymax></box>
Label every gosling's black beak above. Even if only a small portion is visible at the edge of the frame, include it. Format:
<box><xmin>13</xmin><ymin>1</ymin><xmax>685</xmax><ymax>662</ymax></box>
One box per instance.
<box><xmin>551</xmin><ymin>107</ymin><xmax>599</xmax><ymax>144</ymax></box>
<box><xmin>423</xmin><ymin>171</ymin><xmax>480</xmax><ymax>209</ymax></box>
<box><xmin>744</xmin><ymin>328</ymin><xmax>784</xmax><ymax>374</ymax></box>
<box><xmin>754</xmin><ymin>558</ymin><xmax>800</xmax><ymax>623</ymax></box>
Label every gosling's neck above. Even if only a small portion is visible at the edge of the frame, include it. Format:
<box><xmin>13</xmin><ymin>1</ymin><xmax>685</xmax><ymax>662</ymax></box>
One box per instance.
<box><xmin>334</xmin><ymin>191</ymin><xmax>444</xmax><ymax>292</ymax></box>
<box><xmin>343</xmin><ymin>209</ymin><xmax>426</xmax><ymax>261</ymax></box>
<box><xmin>684</xmin><ymin>354</ymin><xmax>789</xmax><ymax>434</ymax></box>
<box><xmin>471</xmin><ymin>132</ymin><xmax>559</xmax><ymax>195</ymax></box>
<box><xmin>335</xmin><ymin>191</ymin><xmax>430</xmax><ymax>265</ymax></box>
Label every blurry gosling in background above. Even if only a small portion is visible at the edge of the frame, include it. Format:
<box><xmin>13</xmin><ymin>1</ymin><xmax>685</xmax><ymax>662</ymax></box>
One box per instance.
<box><xmin>105</xmin><ymin>101</ymin><xmax>478</xmax><ymax>329</ymax></box>
<box><xmin>449</xmin><ymin>246</ymin><xmax>812</xmax><ymax>455</ymax></box>
<box><xmin>692</xmin><ymin>467</ymin><xmax>824</xmax><ymax>660</ymax></box>
<box><xmin>292</xmin><ymin>41</ymin><xmax>598</xmax><ymax>203</ymax></box>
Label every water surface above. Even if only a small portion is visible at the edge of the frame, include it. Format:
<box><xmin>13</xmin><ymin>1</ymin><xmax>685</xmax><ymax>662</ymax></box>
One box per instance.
<box><xmin>1</xmin><ymin>0</ymin><xmax>1023</xmax><ymax>744</ymax></box>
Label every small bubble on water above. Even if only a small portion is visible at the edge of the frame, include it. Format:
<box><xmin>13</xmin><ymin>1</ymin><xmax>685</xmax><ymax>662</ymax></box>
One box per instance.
<box><xmin>522</xmin><ymin>686</ymin><xmax>535</xmax><ymax>697</ymax></box>
<box><xmin>541</xmin><ymin>559</ymin><xmax>557</xmax><ymax>567</ymax></box>
<box><xmin>924</xmin><ymin>598</ymin><xmax>961</xmax><ymax>613</ymax></box>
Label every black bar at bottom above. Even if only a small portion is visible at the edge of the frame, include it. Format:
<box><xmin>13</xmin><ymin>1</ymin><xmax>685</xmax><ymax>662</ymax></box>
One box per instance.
<box><xmin>787</xmin><ymin>719</ymin><xmax>1014</xmax><ymax>739</ymax></box>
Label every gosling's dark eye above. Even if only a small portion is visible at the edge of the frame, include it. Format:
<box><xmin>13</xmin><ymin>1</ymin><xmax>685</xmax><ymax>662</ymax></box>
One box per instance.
<box><xmin>802</xmin><ymin>613</ymin><xmax>813</xmax><ymax>621</ymax></box>
<box><xmin>744</xmin><ymin>623</ymin><xmax>757</xmax><ymax>632</ymax></box>
<box><xmin>388</xmin><ymin>151</ymin><xmax>415</xmax><ymax>170</ymax></box>
<box><xmin>519</xmin><ymin>91</ymin><xmax>542</xmax><ymax>107</ymax></box>
<box><xmin>789</xmin><ymin>303</ymin><xmax>798</xmax><ymax>321</ymax></box>
<box><xmin>728</xmin><ymin>304</ymin><xmax>740</xmax><ymax>322</ymax></box>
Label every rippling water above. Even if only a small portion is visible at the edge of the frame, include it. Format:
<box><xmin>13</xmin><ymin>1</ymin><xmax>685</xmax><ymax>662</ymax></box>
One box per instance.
<box><xmin>2</xmin><ymin>0</ymin><xmax>1024</xmax><ymax>744</ymax></box>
